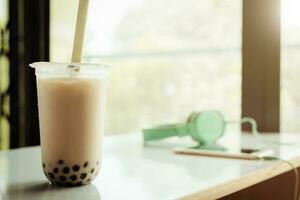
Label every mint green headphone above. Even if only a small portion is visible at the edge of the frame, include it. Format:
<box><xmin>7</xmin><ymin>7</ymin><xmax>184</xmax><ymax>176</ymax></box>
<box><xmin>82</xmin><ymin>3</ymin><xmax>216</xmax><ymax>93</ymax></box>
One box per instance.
<box><xmin>143</xmin><ymin>111</ymin><xmax>225</xmax><ymax>144</ymax></box>
<box><xmin>143</xmin><ymin>111</ymin><xmax>294</xmax><ymax>147</ymax></box>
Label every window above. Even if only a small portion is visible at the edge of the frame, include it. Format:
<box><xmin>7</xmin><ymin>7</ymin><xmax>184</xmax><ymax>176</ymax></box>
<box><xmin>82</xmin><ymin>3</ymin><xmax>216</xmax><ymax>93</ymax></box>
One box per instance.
<box><xmin>0</xmin><ymin>0</ymin><xmax>9</xmax><ymax>149</ymax></box>
<box><xmin>51</xmin><ymin>0</ymin><xmax>242</xmax><ymax>134</ymax></box>
<box><xmin>281</xmin><ymin>0</ymin><xmax>300</xmax><ymax>132</ymax></box>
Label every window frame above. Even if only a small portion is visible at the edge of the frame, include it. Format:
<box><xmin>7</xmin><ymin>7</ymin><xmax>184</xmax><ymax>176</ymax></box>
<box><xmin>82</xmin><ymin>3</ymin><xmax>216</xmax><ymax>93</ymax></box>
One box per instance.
<box><xmin>242</xmin><ymin>0</ymin><xmax>281</xmax><ymax>132</ymax></box>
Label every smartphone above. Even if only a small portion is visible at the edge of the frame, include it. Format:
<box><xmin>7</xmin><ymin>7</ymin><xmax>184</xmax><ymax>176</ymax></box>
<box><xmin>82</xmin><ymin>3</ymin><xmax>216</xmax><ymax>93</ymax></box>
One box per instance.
<box><xmin>173</xmin><ymin>146</ymin><xmax>274</xmax><ymax>160</ymax></box>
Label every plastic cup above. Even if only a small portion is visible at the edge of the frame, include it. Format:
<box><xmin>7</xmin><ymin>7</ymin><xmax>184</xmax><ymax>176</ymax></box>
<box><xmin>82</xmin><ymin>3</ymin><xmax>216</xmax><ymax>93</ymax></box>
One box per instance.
<box><xmin>30</xmin><ymin>62</ymin><xmax>109</xmax><ymax>187</ymax></box>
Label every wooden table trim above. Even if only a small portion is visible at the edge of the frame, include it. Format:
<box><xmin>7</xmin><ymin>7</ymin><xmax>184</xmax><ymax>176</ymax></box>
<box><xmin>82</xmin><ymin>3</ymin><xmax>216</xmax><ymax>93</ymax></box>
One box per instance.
<box><xmin>179</xmin><ymin>156</ymin><xmax>300</xmax><ymax>200</ymax></box>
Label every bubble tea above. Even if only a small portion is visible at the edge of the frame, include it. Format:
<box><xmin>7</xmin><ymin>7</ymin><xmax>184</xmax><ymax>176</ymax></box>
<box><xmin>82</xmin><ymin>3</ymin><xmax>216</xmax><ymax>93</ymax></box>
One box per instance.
<box><xmin>30</xmin><ymin>62</ymin><xmax>109</xmax><ymax>186</ymax></box>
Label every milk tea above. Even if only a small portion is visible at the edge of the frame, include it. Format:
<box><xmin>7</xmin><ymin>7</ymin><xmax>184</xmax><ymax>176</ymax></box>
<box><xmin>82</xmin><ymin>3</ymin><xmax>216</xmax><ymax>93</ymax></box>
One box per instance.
<box><xmin>37</xmin><ymin>77</ymin><xmax>106</xmax><ymax>186</ymax></box>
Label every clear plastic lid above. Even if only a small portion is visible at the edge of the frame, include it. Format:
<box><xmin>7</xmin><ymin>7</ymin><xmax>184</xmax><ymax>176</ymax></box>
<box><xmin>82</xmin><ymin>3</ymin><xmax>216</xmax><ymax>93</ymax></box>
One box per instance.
<box><xmin>30</xmin><ymin>62</ymin><xmax>110</xmax><ymax>79</ymax></box>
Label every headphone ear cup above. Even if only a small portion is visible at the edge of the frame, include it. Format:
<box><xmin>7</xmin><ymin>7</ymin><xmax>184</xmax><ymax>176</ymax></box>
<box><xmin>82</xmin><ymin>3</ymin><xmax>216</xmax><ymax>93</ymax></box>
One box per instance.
<box><xmin>188</xmin><ymin>112</ymin><xmax>202</xmax><ymax>142</ymax></box>
<box><xmin>188</xmin><ymin>111</ymin><xmax>225</xmax><ymax>144</ymax></box>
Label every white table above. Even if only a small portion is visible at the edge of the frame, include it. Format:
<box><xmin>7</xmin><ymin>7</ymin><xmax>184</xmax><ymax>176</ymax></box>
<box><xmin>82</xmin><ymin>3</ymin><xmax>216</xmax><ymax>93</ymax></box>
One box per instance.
<box><xmin>1</xmin><ymin>133</ymin><xmax>300</xmax><ymax>200</ymax></box>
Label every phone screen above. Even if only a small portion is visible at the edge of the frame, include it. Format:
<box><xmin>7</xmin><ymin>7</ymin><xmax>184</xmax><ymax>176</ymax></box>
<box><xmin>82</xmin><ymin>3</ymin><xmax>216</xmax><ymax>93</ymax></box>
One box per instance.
<box><xmin>240</xmin><ymin>148</ymin><xmax>260</xmax><ymax>154</ymax></box>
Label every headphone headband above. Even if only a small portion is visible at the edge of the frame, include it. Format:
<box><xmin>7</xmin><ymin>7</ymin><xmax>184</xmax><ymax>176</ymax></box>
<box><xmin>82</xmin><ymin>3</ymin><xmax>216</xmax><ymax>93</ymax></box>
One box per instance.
<box><xmin>143</xmin><ymin>111</ymin><xmax>225</xmax><ymax>144</ymax></box>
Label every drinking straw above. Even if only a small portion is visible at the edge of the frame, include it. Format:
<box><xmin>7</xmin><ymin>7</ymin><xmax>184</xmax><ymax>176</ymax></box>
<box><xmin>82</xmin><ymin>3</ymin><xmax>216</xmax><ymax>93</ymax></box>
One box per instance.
<box><xmin>71</xmin><ymin>0</ymin><xmax>89</xmax><ymax>63</ymax></box>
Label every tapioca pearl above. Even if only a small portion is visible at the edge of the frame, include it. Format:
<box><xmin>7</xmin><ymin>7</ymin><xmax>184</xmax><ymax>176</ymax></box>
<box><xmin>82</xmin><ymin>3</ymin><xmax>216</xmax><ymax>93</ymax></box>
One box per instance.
<box><xmin>75</xmin><ymin>182</ymin><xmax>82</xmax><ymax>186</ymax></box>
<box><xmin>80</xmin><ymin>173</ymin><xmax>87</xmax><ymax>179</ymax></box>
<box><xmin>83</xmin><ymin>161</ymin><xmax>88</xmax><ymax>168</ymax></box>
<box><xmin>47</xmin><ymin>173</ymin><xmax>55</xmax><ymax>179</ymax></box>
<box><xmin>63</xmin><ymin>167</ymin><xmax>70</xmax><ymax>174</ymax></box>
<box><xmin>55</xmin><ymin>182</ymin><xmax>64</xmax><ymax>187</ymax></box>
<box><xmin>90</xmin><ymin>168</ymin><xmax>95</xmax><ymax>173</ymax></box>
<box><xmin>72</xmin><ymin>165</ymin><xmax>80</xmax><ymax>172</ymax></box>
<box><xmin>70</xmin><ymin>175</ymin><xmax>77</xmax><ymax>181</ymax></box>
<box><xmin>42</xmin><ymin>163</ymin><xmax>46</xmax><ymax>168</ymax></box>
<box><xmin>87</xmin><ymin>178</ymin><xmax>91</xmax><ymax>182</ymax></box>
<box><xmin>65</xmin><ymin>182</ymin><xmax>73</xmax><ymax>187</ymax></box>
<box><xmin>59</xmin><ymin>175</ymin><xmax>67</xmax><ymax>182</ymax></box>
<box><xmin>58</xmin><ymin>160</ymin><xmax>64</xmax><ymax>165</ymax></box>
<box><xmin>53</xmin><ymin>168</ymin><xmax>59</xmax><ymax>174</ymax></box>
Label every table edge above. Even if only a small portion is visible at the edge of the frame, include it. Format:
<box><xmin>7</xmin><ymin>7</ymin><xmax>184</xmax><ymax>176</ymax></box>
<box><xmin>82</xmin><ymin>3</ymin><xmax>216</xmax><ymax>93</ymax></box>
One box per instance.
<box><xmin>178</xmin><ymin>156</ymin><xmax>300</xmax><ymax>200</ymax></box>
